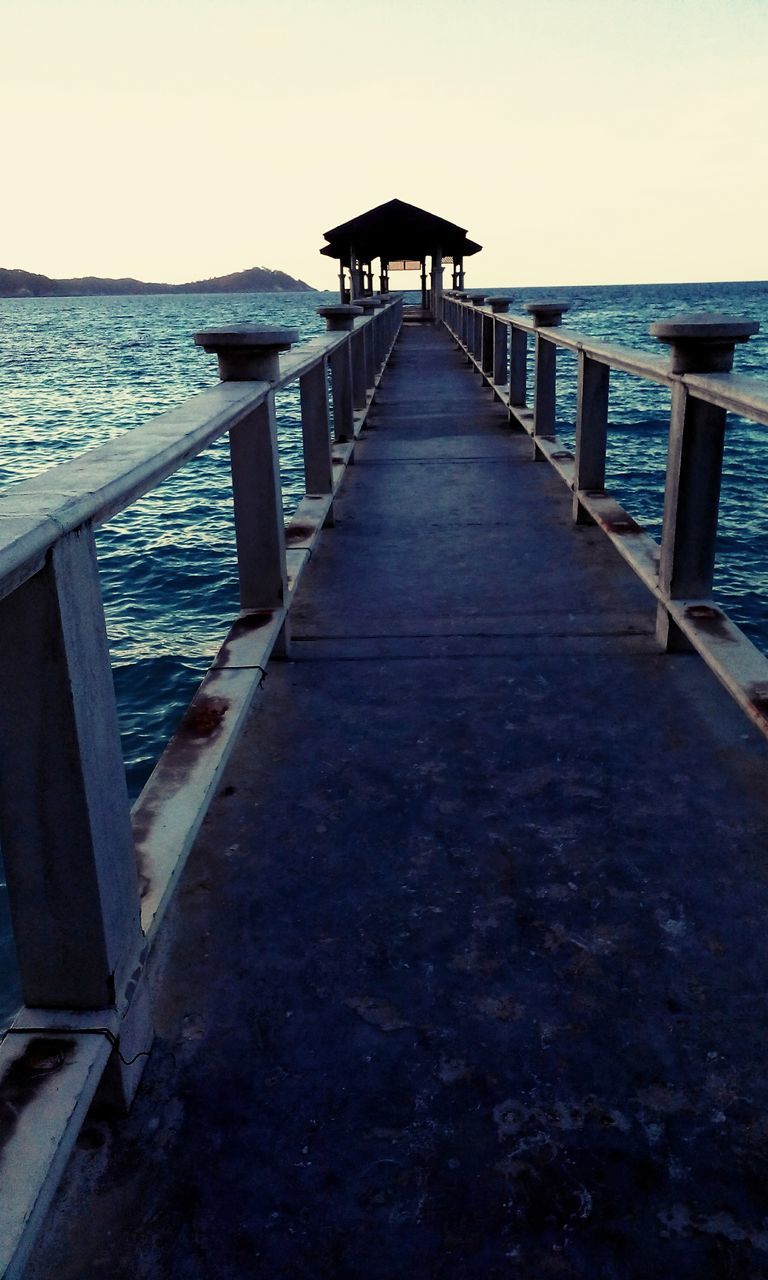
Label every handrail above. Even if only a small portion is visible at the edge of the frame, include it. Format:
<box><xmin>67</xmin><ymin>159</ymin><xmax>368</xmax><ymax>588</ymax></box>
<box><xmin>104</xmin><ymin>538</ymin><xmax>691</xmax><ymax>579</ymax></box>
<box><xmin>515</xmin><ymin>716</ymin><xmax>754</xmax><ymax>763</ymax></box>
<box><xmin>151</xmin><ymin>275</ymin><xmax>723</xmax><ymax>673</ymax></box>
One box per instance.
<box><xmin>0</xmin><ymin>381</ymin><xmax>271</xmax><ymax>597</ymax></box>
<box><xmin>497</xmin><ymin>313</ymin><xmax>768</xmax><ymax>424</ymax></box>
<box><xmin>0</xmin><ymin>296</ymin><xmax>402</xmax><ymax>1280</ymax></box>
<box><xmin>0</xmin><ymin>325</ymin><xmax>376</xmax><ymax>603</ymax></box>
<box><xmin>441</xmin><ymin>291</ymin><xmax>768</xmax><ymax>744</ymax></box>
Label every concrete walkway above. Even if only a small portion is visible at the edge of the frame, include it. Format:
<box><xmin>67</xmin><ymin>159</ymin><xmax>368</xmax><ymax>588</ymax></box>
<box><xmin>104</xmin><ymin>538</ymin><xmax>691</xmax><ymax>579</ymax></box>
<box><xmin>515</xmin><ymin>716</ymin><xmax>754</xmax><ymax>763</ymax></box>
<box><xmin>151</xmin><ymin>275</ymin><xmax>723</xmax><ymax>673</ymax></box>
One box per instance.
<box><xmin>29</xmin><ymin>324</ymin><xmax>768</xmax><ymax>1279</ymax></box>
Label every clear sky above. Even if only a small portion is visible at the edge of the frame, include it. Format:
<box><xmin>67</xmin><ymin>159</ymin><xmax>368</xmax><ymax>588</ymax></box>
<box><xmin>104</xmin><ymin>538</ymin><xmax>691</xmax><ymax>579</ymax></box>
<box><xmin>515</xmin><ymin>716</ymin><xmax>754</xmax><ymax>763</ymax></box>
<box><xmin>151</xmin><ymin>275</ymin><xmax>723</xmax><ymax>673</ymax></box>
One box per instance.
<box><xmin>3</xmin><ymin>0</ymin><xmax>766</xmax><ymax>288</ymax></box>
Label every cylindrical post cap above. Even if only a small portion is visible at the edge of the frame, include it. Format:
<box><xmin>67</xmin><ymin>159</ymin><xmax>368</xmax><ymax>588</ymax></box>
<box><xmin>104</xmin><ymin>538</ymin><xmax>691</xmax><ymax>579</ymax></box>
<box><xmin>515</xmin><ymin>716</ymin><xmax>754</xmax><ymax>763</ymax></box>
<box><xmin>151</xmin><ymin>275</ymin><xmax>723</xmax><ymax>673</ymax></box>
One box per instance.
<box><xmin>194</xmin><ymin>325</ymin><xmax>298</xmax><ymax>351</ymax></box>
<box><xmin>193</xmin><ymin>325</ymin><xmax>298</xmax><ymax>380</ymax></box>
<box><xmin>466</xmin><ymin>293</ymin><xmax>486</xmax><ymax>305</ymax></box>
<box><xmin>524</xmin><ymin>301</ymin><xmax>570</xmax><ymax>327</ymax></box>
<box><xmin>317</xmin><ymin>304</ymin><xmax>363</xmax><ymax>332</ymax></box>
<box><xmin>487</xmin><ymin>297</ymin><xmax>514</xmax><ymax>313</ymax></box>
<box><xmin>650</xmin><ymin>312</ymin><xmax>760</xmax><ymax>373</ymax></box>
<box><xmin>356</xmin><ymin>297</ymin><xmax>382</xmax><ymax>310</ymax></box>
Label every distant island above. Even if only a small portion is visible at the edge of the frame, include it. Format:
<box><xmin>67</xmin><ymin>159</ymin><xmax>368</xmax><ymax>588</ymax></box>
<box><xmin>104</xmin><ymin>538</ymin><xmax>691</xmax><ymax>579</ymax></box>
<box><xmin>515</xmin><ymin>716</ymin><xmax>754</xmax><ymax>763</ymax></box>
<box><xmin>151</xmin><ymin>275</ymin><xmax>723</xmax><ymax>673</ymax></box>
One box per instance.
<box><xmin>0</xmin><ymin>266</ymin><xmax>316</xmax><ymax>298</ymax></box>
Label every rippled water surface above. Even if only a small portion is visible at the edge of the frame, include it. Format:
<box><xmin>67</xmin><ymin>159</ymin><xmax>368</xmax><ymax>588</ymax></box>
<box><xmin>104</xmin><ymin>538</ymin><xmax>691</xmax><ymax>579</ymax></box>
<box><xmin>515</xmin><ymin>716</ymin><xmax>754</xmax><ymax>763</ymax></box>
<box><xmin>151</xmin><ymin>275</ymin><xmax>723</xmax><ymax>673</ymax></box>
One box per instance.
<box><xmin>0</xmin><ymin>282</ymin><xmax>766</xmax><ymax>1020</ymax></box>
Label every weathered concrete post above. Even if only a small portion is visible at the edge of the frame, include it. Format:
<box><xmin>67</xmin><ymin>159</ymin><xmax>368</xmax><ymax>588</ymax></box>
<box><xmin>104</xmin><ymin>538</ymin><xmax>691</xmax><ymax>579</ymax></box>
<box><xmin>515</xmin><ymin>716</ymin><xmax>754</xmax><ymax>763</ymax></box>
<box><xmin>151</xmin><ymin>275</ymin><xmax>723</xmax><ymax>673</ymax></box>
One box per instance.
<box><xmin>466</xmin><ymin>295</ymin><xmax>485</xmax><ymax>363</ymax></box>
<box><xmin>525</xmin><ymin>301</ymin><xmax>570</xmax><ymax>453</ymax></box>
<box><xmin>444</xmin><ymin>292</ymin><xmax>455</xmax><ymax>332</ymax></box>
<box><xmin>651</xmin><ymin>313</ymin><xmax>759</xmax><ymax>650</ymax></box>
<box><xmin>319</xmin><ymin>304</ymin><xmax>363</xmax><ymax>443</ymax></box>
<box><xmin>194</xmin><ymin>326</ymin><xmax>297</xmax><ymax>653</ymax></box>
<box><xmin>509</xmin><ymin>326</ymin><xmax>528</xmax><ymax>413</ymax></box>
<box><xmin>350</xmin><ymin>323</ymin><xmax>367</xmax><ymax>411</ymax></box>
<box><xmin>572</xmin><ymin>353</ymin><xmax>610</xmax><ymax>523</ymax></box>
<box><xmin>357</xmin><ymin>298</ymin><xmax>382</xmax><ymax>388</ymax></box>
<box><xmin>453</xmin><ymin>293</ymin><xmax>467</xmax><ymax>347</ymax></box>
<box><xmin>0</xmin><ymin>530</ymin><xmax>143</xmax><ymax>1022</ymax></box>
<box><xmin>299</xmin><ymin>360</ymin><xmax>333</xmax><ymax>512</ymax></box>
<box><xmin>487</xmin><ymin>297</ymin><xmax>513</xmax><ymax>385</ymax></box>
<box><xmin>481</xmin><ymin>310</ymin><xmax>494</xmax><ymax>378</ymax></box>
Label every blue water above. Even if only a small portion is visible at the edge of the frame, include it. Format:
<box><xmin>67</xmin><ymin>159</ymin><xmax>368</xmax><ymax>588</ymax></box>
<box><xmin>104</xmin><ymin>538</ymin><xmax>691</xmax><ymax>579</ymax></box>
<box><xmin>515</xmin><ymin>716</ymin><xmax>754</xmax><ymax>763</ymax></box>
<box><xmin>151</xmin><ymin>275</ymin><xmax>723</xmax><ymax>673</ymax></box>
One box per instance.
<box><xmin>0</xmin><ymin>282</ymin><xmax>766</xmax><ymax>1022</ymax></box>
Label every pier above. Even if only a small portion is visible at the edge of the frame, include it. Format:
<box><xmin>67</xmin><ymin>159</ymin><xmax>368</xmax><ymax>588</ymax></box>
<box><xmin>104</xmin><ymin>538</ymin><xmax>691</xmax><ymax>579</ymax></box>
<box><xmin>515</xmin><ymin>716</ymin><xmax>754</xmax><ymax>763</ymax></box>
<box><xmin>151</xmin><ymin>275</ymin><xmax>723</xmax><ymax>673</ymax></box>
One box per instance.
<box><xmin>3</xmin><ymin>206</ymin><xmax>768</xmax><ymax>1275</ymax></box>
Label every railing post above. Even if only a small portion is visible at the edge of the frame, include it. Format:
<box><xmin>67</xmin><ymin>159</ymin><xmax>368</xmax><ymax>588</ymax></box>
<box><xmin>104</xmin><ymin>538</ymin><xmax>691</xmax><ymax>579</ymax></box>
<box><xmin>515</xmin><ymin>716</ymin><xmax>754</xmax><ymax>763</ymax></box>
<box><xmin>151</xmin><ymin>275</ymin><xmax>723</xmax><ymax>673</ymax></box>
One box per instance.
<box><xmin>525</xmin><ymin>301</ymin><xmax>570</xmax><ymax>455</ymax></box>
<box><xmin>481</xmin><ymin>311</ymin><xmax>494</xmax><ymax>378</ymax></box>
<box><xmin>452</xmin><ymin>293</ymin><xmax>467</xmax><ymax>347</ymax></box>
<box><xmin>299</xmin><ymin>359</ymin><xmax>333</xmax><ymax>508</ymax></box>
<box><xmin>319</xmin><ymin>304</ymin><xmax>362</xmax><ymax>443</ymax></box>
<box><xmin>356</xmin><ymin>298</ymin><xmax>381</xmax><ymax>390</ymax></box>
<box><xmin>380</xmin><ymin>296</ymin><xmax>401</xmax><ymax>360</ymax></box>
<box><xmin>466</xmin><ymin>295</ymin><xmax>485</xmax><ymax>362</ymax></box>
<box><xmin>509</xmin><ymin>326</ymin><xmax>528</xmax><ymax>413</ymax></box>
<box><xmin>0</xmin><ymin>528</ymin><xmax>142</xmax><ymax>1012</ymax></box>
<box><xmin>572</xmin><ymin>353</ymin><xmax>610</xmax><ymax>523</ymax></box>
<box><xmin>194</xmin><ymin>325</ymin><xmax>297</xmax><ymax>653</ymax></box>
<box><xmin>487</xmin><ymin>297</ymin><xmax>512</xmax><ymax>386</ymax></box>
<box><xmin>350</xmin><ymin>325</ymin><xmax>368</xmax><ymax>411</ymax></box>
<box><xmin>651</xmin><ymin>314</ymin><xmax>758</xmax><ymax>651</ymax></box>
<box><xmin>456</xmin><ymin>298</ymin><xmax>465</xmax><ymax>345</ymax></box>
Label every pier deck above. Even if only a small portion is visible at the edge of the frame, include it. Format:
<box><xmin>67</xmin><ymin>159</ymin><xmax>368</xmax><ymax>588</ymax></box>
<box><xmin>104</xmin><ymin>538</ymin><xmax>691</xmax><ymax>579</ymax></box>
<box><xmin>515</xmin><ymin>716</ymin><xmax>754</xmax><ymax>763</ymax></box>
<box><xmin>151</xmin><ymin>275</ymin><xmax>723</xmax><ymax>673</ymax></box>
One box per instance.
<box><xmin>29</xmin><ymin>323</ymin><xmax>768</xmax><ymax>1278</ymax></box>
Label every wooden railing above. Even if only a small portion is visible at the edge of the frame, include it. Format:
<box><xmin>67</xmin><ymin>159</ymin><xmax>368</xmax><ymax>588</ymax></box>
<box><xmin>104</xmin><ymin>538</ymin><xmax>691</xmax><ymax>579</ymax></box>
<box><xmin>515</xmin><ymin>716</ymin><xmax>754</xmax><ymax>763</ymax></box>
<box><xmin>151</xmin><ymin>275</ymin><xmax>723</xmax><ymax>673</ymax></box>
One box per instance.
<box><xmin>0</xmin><ymin>295</ymin><xmax>401</xmax><ymax>1279</ymax></box>
<box><xmin>441</xmin><ymin>291</ymin><xmax>768</xmax><ymax>739</ymax></box>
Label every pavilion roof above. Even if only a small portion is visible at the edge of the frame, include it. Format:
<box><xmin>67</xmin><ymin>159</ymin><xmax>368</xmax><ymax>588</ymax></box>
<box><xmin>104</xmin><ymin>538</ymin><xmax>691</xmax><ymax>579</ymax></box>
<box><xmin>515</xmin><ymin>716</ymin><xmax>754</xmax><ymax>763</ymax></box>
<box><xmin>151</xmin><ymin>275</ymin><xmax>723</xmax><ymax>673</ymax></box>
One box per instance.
<box><xmin>320</xmin><ymin>198</ymin><xmax>482</xmax><ymax>264</ymax></box>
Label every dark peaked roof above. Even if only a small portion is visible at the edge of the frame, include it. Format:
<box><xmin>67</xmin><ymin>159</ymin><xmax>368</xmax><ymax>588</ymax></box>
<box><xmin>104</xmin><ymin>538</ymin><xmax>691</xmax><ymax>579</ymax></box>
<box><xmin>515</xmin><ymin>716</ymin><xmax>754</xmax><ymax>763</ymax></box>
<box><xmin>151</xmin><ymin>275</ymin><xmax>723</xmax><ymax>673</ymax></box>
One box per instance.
<box><xmin>320</xmin><ymin>198</ymin><xmax>482</xmax><ymax>263</ymax></box>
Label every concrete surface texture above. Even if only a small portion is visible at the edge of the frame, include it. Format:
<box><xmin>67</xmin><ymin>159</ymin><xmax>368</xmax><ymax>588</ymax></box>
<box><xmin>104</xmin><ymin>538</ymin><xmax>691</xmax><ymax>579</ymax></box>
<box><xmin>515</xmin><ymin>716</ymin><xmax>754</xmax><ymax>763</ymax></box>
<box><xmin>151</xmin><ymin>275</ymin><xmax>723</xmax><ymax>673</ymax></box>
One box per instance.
<box><xmin>28</xmin><ymin>325</ymin><xmax>768</xmax><ymax>1279</ymax></box>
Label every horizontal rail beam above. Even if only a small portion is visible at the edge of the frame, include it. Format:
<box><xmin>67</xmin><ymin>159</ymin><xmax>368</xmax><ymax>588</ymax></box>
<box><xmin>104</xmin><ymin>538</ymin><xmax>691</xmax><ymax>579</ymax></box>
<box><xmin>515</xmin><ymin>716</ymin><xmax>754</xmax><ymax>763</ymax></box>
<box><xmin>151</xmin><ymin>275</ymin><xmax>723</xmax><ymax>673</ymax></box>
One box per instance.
<box><xmin>0</xmin><ymin>382</ymin><xmax>270</xmax><ymax>600</ymax></box>
<box><xmin>448</xmin><ymin>298</ymin><xmax>768</xmax><ymax>424</ymax></box>
<box><xmin>0</xmin><ymin>313</ymin><xmax>394</xmax><ymax>605</ymax></box>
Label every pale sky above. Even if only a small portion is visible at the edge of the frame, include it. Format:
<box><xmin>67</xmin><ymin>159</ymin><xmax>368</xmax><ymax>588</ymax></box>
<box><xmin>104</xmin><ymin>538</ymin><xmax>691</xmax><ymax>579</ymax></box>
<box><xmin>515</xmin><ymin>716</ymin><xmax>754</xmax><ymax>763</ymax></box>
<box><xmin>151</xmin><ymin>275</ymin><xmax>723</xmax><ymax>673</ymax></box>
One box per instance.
<box><xmin>2</xmin><ymin>0</ymin><xmax>766</xmax><ymax>289</ymax></box>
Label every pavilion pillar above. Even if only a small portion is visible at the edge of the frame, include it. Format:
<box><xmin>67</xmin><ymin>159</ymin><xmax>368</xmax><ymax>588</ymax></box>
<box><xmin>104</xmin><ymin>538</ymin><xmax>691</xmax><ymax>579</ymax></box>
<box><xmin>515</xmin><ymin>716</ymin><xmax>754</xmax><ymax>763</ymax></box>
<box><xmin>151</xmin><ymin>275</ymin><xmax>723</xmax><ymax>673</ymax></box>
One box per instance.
<box><xmin>420</xmin><ymin>259</ymin><xmax>428</xmax><ymax>310</ymax></box>
<box><xmin>338</xmin><ymin>265</ymin><xmax>346</xmax><ymax>303</ymax></box>
<box><xmin>349</xmin><ymin>247</ymin><xmax>363</xmax><ymax>300</ymax></box>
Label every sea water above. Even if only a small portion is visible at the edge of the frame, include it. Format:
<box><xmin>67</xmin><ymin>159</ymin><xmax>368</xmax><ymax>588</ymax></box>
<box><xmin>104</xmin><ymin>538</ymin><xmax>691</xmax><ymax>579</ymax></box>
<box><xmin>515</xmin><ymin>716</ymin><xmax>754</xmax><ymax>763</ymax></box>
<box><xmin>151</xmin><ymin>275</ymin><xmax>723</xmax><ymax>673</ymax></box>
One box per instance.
<box><xmin>0</xmin><ymin>282</ymin><xmax>766</xmax><ymax>1021</ymax></box>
